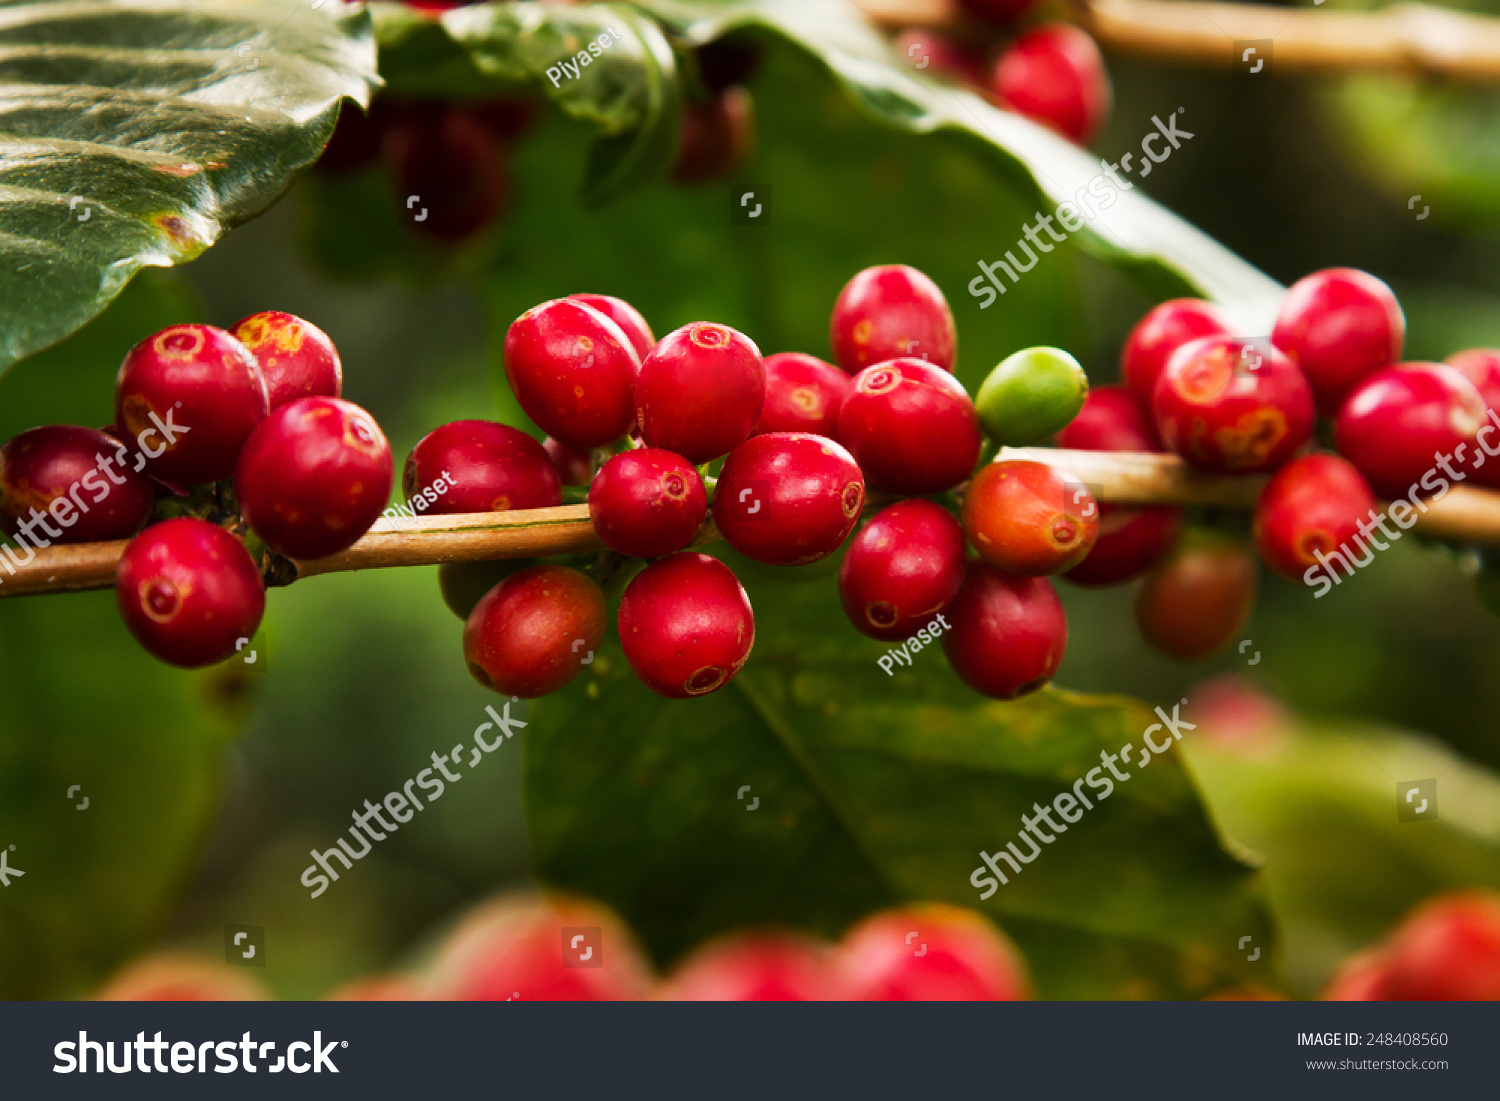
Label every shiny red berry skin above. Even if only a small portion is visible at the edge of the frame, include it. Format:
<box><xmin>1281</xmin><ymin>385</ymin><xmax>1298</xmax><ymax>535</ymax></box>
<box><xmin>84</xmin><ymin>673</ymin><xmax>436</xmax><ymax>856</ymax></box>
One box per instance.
<box><xmin>230</xmin><ymin>311</ymin><xmax>342</xmax><ymax>410</ymax></box>
<box><xmin>636</xmin><ymin>322</ymin><xmax>765</xmax><ymax>464</ymax></box>
<box><xmin>713</xmin><ymin>433</ymin><xmax>865</xmax><ymax>566</ymax></box>
<box><xmin>1121</xmin><ymin>299</ymin><xmax>1234</xmax><ymax>412</ymax></box>
<box><xmin>838</xmin><ymin>499</ymin><xmax>966</xmax><ymax>641</ymax></box>
<box><xmin>0</xmin><ymin>425</ymin><xmax>154</xmax><ymax>545</ymax></box>
<box><xmin>589</xmin><ymin>448</ymin><xmax>707</xmax><ymax>558</ymax></box>
<box><xmin>404</xmin><ymin>420</ymin><xmax>560</xmax><ymax>516</ymax></box>
<box><xmin>1334</xmin><ymin>363</ymin><xmax>1486</xmax><ymax>500</ymax></box>
<box><xmin>963</xmin><ymin>460</ymin><xmax>1099</xmax><ymax>576</ymax></box>
<box><xmin>234</xmin><ymin>397</ymin><xmax>393</xmax><ymax>560</ymax></box>
<box><xmin>114</xmin><ymin>323</ymin><xmax>269</xmax><ymax>485</ymax></box>
<box><xmin>617</xmin><ymin>552</ymin><xmax>754</xmax><ymax>698</ymax></box>
<box><xmin>1444</xmin><ymin>349</ymin><xmax>1500</xmax><ymax>490</ymax></box>
<box><xmin>503</xmin><ymin>298</ymin><xmax>642</xmax><ymax>450</ymax></box>
<box><xmin>838</xmin><ymin>358</ymin><xmax>980</xmax><ymax>494</ymax></box>
<box><xmin>1056</xmin><ymin>385</ymin><xmax>1182</xmax><ymax>587</ymax></box>
<box><xmin>658</xmin><ymin>934</ymin><xmax>850</xmax><ymax>1001</ymax></box>
<box><xmin>754</xmin><ymin>352</ymin><xmax>850</xmax><ymax>439</ymax></box>
<box><xmin>1153</xmin><ymin>336</ymin><xmax>1316</xmax><ymax>474</ymax></box>
<box><xmin>993</xmin><ymin>24</ymin><xmax>1111</xmax><ymax>145</ymax></box>
<box><xmin>1382</xmin><ymin>891</ymin><xmax>1500</xmax><ymax>1001</ymax></box>
<box><xmin>942</xmin><ymin>562</ymin><xmax>1067</xmax><ymax>699</ymax></box>
<box><xmin>463</xmin><ymin>565</ymin><xmax>605</xmax><ymax>698</ymax></box>
<box><xmin>383</xmin><ymin>103</ymin><xmax>507</xmax><ymax>242</ymax></box>
<box><xmin>671</xmin><ymin>87</ymin><xmax>754</xmax><ymax>183</ymax></box>
<box><xmin>567</xmin><ymin>294</ymin><xmax>656</xmax><ymax>360</ymax></box>
<box><xmin>1135</xmin><ymin>531</ymin><xmax>1257</xmax><ymax>661</ymax></box>
<box><xmin>1253</xmin><ymin>454</ymin><xmax>1377</xmax><ymax>583</ymax></box>
<box><xmin>838</xmin><ymin>904</ymin><xmax>1031</xmax><ymax>1001</ymax></box>
<box><xmin>115</xmin><ymin>518</ymin><xmax>265</xmax><ymax>668</ymax></box>
<box><xmin>542</xmin><ymin>437</ymin><xmax>595</xmax><ymax>486</ymax></box>
<box><xmin>830</xmin><ymin>265</ymin><xmax>956</xmax><ymax>374</ymax></box>
<box><xmin>1271</xmin><ymin>268</ymin><xmax>1405</xmax><ymax>416</ymax></box>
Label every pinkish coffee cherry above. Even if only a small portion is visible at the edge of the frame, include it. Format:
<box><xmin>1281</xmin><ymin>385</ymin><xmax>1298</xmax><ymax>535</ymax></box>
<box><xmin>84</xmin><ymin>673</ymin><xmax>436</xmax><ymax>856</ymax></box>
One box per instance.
<box><xmin>230</xmin><ymin>311</ymin><xmax>342</xmax><ymax>409</ymax></box>
<box><xmin>503</xmin><ymin>298</ymin><xmax>642</xmax><ymax>450</ymax></box>
<box><xmin>1153</xmin><ymin>336</ymin><xmax>1315</xmax><ymax>474</ymax></box>
<box><xmin>589</xmin><ymin>448</ymin><xmax>707</xmax><ymax>558</ymax></box>
<box><xmin>1271</xmin><ymin>268</ymin><xmax>1405</xmax><ymax>416</ymax></box>
<box><xmin>617</xmin><ymin>552</ymin><xmax>754</xmax><ymax>698</ymax></box>
<box><xmin>234</xmin><ymin>397</ymin><xmax>393</xmax><ymax>560</ymax></box>
<box><xmin>567</xmin><ymin>293</ymin><xmax>656</xmax><ymax>360</ymax></box>
<box><xmin>713</xmin><ymin>433</ymin><xmax>865</xmax><ymax>566</ymax></box>
<box><xmin>1121</xmin><ymin>299</ymin><xmax>1234</xmax><ymax>412</ymax></box>
<box><xmin>115</xmin><ymin>518</ymin><xmax>265</xmax><ymax>668</ymax></box>
<box><xmin>754</xmin><ymin>352</ymin><xmax>850</xmax><ymax>439</ymax></box>
<box><xmin>636</xmin><ymin>322</ymin><xmax>765</xmax><ymax>464</ymax></box>
<box><xmin>404</xmin><ymin>420</ymin><xmax>560</xmax><ymax>516</ymax></box>
<box><xmin>1334</xmin><ymin>363</ymin><xmax>1486</xmax><ymax>500</ymax></box>
<box><xmin>993</xmin><ymin>24</ymin><xmax>1111</xmax><ymax>145</ymax></box>
<box><xmin>0</xmin><ymin>425</ymin><xmax>154</xmax><ymax>545</ymax></box>
<box><xmin>838</xmin><ymin>904</ymin><xmax>1031</xmax><ymax>1000</ymax></box>
<box><xmin>941</xmin><ymin>562</ymin><xmax>1067</xmax><ymax>699</ymax></box>
<box><xmin>463</xmin><ymin>564</ymin><xmax>605</xmax><ymax>698</ymax></box>
<box><xmin>830</xmin><ymin>265</ymin><xmax>956</xmax><ymax>374</ymax></box>
<box><xmin>1253</xmin><ymin>453</ymin><xmax>1377</xmax><ymax>583</ymax></box>
<box><xmin>114</xmin><ymin>323</ymin><xmax>269</xmax><ymax>484</ymax></box>
<box><xmin>838</xmin><ymin>499</ymin><xmax>966</xmax><ymax>641</ymax></box>
<box><xmin>837</xmin><ymin>357</ymin><xmax>981</xmax><ymax>494</ymax></box>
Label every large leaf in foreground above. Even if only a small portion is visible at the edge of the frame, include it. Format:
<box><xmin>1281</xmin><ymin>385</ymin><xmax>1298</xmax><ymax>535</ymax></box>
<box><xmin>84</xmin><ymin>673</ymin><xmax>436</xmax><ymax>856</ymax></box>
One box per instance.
<box><xmin>526</xmin><ymin>556</ymin><xmax>1276</xmax><ymax>1000</ymax></box>
<box><xmin>0</xmin><ymin>0</ymin><xmax>377</xmax><ymax>374</ymax></box>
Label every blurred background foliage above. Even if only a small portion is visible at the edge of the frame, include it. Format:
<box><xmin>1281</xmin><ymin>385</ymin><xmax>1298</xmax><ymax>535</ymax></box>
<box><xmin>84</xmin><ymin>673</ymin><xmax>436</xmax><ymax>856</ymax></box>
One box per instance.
<box><xmin>3</xmin><ymin>0</ymin><xmax>1500</xmax><ymax>1000</ymax></box>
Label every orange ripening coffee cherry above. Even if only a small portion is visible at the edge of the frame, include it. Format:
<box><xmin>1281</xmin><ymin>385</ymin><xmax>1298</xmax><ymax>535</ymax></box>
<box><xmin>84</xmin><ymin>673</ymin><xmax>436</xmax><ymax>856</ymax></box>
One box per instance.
<box><xmin>1134</xmin><ymin>531</ymin><xmax>1257</xmax><ymax>661</ymax></box>
<box><xmin>963</xmin><ymin>460</ymin><xmax>1099</xmax><ymax>576</ymax></box>
<box><xmin>837</xmin><ymin>904</ymin><xmax>1031</xmax><ymax>1001</ymax></box>
<box><xmin>1271</xmin><ymin>267</ymin><xmax>1405</xmax><ymax>416</ymax></box>
<box><xmin>463</xmin><ymin>565</ymin><xmax>605</xmax><ymax>698</ymax></box>
<box><xmin>1381</xmin><ymin>891</ymin><xmax>1500</xmax><ymax>1001</ymax></box>
<box><xmin>231</xmin><ymin>310</ymin><xmax>342</xmax><ymax>409</ymax></box>
<box><xmin>830</xmin><ymin>264</ymin><xmax>956</xmax><ymax>374</ymax></box>
<box><xmin>1253</xmin><ymin>453</ymin><xmax>1377</xmax><ymax>583</ymax></box>
<box><xmin>657</xmin><ymin>933</ymin><xmax>851</xmax><ymax>1001</ymax></box>
<box><xmin>941</xmin><ymin>562</ymin><xmax>1067</xmax><ymax>699</ymax></box>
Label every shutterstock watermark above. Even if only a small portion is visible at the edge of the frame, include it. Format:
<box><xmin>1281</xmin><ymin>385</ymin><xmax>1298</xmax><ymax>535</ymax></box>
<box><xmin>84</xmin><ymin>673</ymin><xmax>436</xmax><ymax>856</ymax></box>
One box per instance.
<box><xmin>968</xmin><ymin>109</ymin><xmax>1195</xmax><ymax>308</ymax></box>
<box><xmin>969</xmin><ymin>700</ymin><xmax>1195</xmax><ymax>898</ymax></box>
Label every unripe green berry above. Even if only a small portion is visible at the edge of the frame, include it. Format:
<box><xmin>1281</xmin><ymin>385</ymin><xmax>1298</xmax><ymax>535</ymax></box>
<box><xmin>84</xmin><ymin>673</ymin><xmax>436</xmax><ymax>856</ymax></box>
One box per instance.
<box><xmin>975</xmin><ymin>346</ymin><xmax>1089</xmax><ymax>446</ymax></box>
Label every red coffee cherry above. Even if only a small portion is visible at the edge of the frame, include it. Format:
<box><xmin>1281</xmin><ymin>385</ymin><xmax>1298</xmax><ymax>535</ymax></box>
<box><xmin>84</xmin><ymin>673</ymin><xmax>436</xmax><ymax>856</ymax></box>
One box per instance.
<box><xmin>838</xmin><ymin>499</ymin><xmax>966</xmax><ymax>641</ymax></box>
<box><xmin>404</xmin><ymin>420</ymin><xmax>560</xmax><ymax>516</ymax></box>
<box><xmin>234</xmin><ymin>397</ymin><xmax>393</xmax><ymax>560</ymax></box>
<box><xmin>830</xmin><ymin>265</ymin><xmax>956</xmax><ymax>374</ymax></box>
<box><xmin>617</xmin><ymin>552</ymin><xmax>754</xmax><ymax>698</ymax></box>
<box><xmin>754</xmin><ymin>352</ymin><xmax>850</xmax><ymax>439</ymax></box>
<box><xmin>658</xmin><ymin>933</ymin><xmax>850</xmax><ymax>1001</ymax></box>
<box><xmin>317</xmin><ymin>101</ymin><xmax>392</xmax><ymax>175</ymax></box>
<box><xmin>1153</xmin><ymin>335</ymin><xmax>1316</xmax><ymax>474</ymax></box>
<box><xmin>567</xmin><ymin>293</ymin><xmax>656</xmax><ymax>360</ymax></box>
<box><xmin>115</xmin><ymin>518</ymin><xmax>265</xmax><ymax>668</ymax></box>
<box><xmin>1271</xmin><ymin>268</ymin><xmax>1405</xmax><ymax>416</ymax></box>
<box><xmin>713</xmin><ymin>433</ymin><xmax>865</xmax><ymax>566</ymax></box>
<box><xmin>1134</xmin><ymin>531</ymin><xmax>1257</xmax><ymax>661</ymax></box>
<box><xmin>671</xmin><ymin>87</ymin><xmax>755</xmax><ymax>183</ymax></box>
<box><xmin>1381</xmin><ymin>891</ymin><xmax>1500</xmax><ymax>1001</ymax></box>
<box><xmin>838</xmin><ymin>904</ymin><xmax>1031</xmax><ymax>1001</ymax></box>
<box><xmin>542</xmin><ymin>437</ymin><xmax>595</xmax><ymax>487</ymax></box>
<box><xmin>636</xmin><ymin>322</ymin><xmax>765</xmax><ymax>464</ymax></box>
<box><xmin>993</xmin><ymin>24</ymin><xmax>1111</xmax><ymax>145</ymax></box>
<box><xmin>114</xmin><ymin>323</ymin><xmax>269</xmax><ymax>485</ymax></box>
<box><xmin>462</xmin><ymin>565</ymin><xmax>605</xmax><ymax>698</ymax></box>
<box><xmin>963</xmin><ymin>460</ymin><xmax>1099</xmax><ymax>576</ymax></box>
<box><xmin>589</xmin><ymin>448</ymin><xmax>707</xmax><ymax>559</ymax></box>
<box><xmin>1121</xmin><ymin>299</ymin><xmax>1234</xmax><ymax>412</ymax></box>
<box><xmin>1055</xmin><ymin>385</ymin><xmax>1181</xmax><ymax>586</ymax></box>
<box><xmin>503</xmin><ymin>297</ymin><xmax>642</xmax><ymax>450</ymax></box>
<box><xmin>942</xmin><ymin>562</ymin><xmax>1067</xmax><ymax>699</ymax></box>
<box><xmin>383</xmin><ymin>103</ymin><xmax>507</xmax><ymax>242</ymax></box>
<box><xmin>838</xmin><ymin>357</ymin><xmax>981</xmax><ymax>494</ymax></box>
<box><xmin>0</xmin><ymin>425</ymin><xmax>154</xmax><ymax>545</ymax></box>
<box><xmin>1334</xmin><ymin>363</ymin><xmax>1486</xmax><ymax>500</ymax></box>
<box><xmin>1253</xmin><ymin>453</ymin><xmax>1377</xmax><ymax>583</ymax></box>
<box><xmin>1444</xmin><ymin>348</ymin><xmax>1500</xmax><ymax>491</ymax></box>
<box><xmin>230</xmin><ymin>311</ymin><xmax>342</xmax><ymax>410</ymax></box>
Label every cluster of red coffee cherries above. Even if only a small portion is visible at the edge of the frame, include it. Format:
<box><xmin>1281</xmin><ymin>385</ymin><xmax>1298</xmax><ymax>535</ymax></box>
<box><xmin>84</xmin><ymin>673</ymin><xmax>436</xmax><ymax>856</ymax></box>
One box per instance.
<box><xmin>0</xmin><ymin>314</ymin><xmax>393</xmax><ymax>668</ymax></box>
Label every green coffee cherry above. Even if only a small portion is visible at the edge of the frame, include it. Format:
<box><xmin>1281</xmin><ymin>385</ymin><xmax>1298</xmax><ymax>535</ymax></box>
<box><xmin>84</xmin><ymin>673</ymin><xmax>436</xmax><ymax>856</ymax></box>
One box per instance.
<box><xmin>975</xmin><ymin>346</ymin><xmax>1089</xmax><ymax>446</ymax></box>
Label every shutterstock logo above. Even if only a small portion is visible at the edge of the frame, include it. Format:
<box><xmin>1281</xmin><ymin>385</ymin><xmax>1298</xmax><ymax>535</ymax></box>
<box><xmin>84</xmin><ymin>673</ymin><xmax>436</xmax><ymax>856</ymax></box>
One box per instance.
<box><xmin>54</xmin><ymin>1031</ymin><xmax>344</xmax><ymax>1074</ymax></box>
